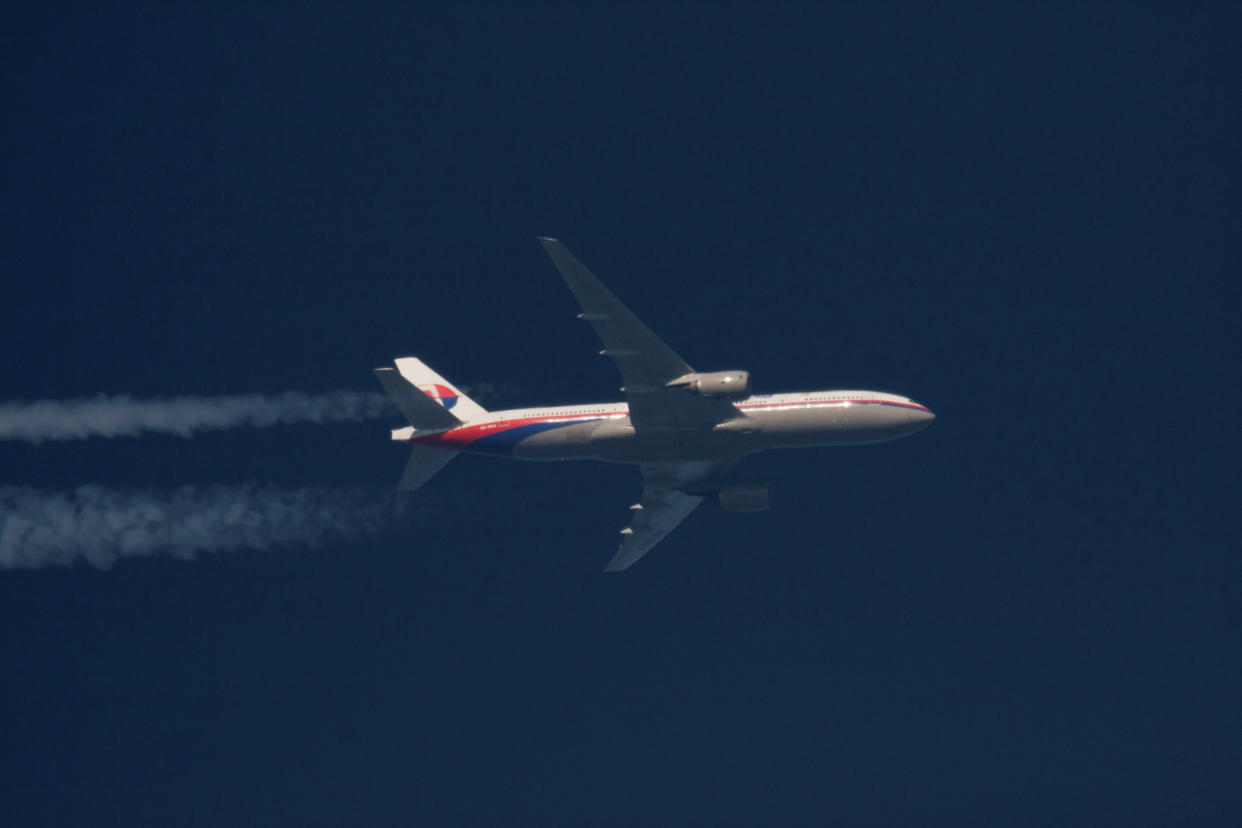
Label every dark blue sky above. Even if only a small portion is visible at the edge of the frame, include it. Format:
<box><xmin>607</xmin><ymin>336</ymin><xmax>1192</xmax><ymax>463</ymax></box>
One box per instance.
<box><xmin>3</xmin><ymin>4</ymin><xmax>1239</xmax><ymax>825</ymax></box>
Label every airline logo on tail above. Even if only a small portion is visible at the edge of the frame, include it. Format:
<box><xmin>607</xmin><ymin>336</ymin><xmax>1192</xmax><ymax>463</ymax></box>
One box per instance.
<box><xmin>420</xmin><ymin>384</ymin><xmax>459</xmax><ymax>410</ymax></box>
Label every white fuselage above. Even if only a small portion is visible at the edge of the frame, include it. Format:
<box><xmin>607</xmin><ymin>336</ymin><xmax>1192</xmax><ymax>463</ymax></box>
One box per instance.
<box><xmin>401</xmin><ymin>390</ymin><xmax>935</xmax><ymax>463</ymax></box>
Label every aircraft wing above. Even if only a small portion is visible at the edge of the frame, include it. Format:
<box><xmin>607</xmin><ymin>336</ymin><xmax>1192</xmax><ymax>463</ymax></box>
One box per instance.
<box><xmin>539</xmin><ymin>238</ymin><xmax>740</xmax><ymax>428</ymax></box>
<box><xmin>605</xmin><ymin>459</ymin><xmax>737</xmax><ymax>572</ymax></box>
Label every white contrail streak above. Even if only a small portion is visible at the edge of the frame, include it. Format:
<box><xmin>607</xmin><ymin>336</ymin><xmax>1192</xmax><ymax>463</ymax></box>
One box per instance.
<box><xmin>0</xmin><ymin>391</ymin><xmax>396</xmax><ymax>444</ymax></box>
<box><xmin>0</xmin><ymin>485</ymin><xmax>411</xmax><ymax>570</ymax></box>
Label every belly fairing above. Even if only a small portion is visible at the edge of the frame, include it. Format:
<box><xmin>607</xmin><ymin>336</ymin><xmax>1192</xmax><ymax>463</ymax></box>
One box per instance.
<box><xmin>495</xmin><ymin>420</ymin><xmax>602</xmax><ymax>459</ymax></box>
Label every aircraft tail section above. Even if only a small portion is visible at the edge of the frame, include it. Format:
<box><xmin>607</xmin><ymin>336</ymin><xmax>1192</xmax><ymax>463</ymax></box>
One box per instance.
<box><xmin>373</xmin><ymin>356</ymin><xmax>485</xmax><ymax>491</ymax></box>
<box><xmin>372</xmin><ymin>356</ymin><xmax>489</xmax><ymax>427</ymax></box>
<box><xmin>390</xmin><ymin>357</ymin><xmax>489</xmax><ymax>422</ymax></box>
<box><xmin>373</xmin><ymin>366</ymin><xmax>461</xmax><ymax>430</ymax></box>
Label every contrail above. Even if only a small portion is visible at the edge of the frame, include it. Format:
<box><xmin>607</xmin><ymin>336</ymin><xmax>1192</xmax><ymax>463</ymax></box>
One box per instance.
<box><xmin>0</xmin><ymin>391</ymin><xmax>397</xmax><ymax>444</ymax></box>
<box><xmin>0</xmin><ymin>485</ymin><xmax>411</xmax><ymax>570</ymax></box>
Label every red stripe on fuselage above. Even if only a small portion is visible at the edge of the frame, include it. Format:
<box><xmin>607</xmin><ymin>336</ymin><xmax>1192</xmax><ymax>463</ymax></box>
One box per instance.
<box><xmin>411</xmin><ymin>412</ymin><xmax>618</xmax><ymax>448</ymax></box>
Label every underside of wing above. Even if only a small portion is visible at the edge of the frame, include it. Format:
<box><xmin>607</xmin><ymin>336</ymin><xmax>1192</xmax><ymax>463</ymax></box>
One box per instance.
<box><xmin>538</xmin><ymin>238</ymin><xmax>740</xmax><ymax>428</ymax></box>
<box><xmin>604</xmin><ymin>459</ymin><xmax>739</xmax><ymax>572</ymax></box>
<box><xmin>608</xmin><ymin>489</ymin><xmax>704</xmax><ymax>573</ymax></box>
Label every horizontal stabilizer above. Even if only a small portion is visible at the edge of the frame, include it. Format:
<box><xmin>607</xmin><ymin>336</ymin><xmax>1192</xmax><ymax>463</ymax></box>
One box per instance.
<box><xmin>399</xmin><ymin>444</ymin><xmax>456</xmax><ymax>491</ymax></box>
<box><xmin>373</xmin><ymin>367</ymin><xmax>461</xmax><ymax>430</ymax></box>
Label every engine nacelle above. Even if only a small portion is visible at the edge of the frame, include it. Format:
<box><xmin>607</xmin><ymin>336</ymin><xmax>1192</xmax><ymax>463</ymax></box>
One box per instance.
<box><xmin>715</xmin><ymin>482</ymin><xmax>774</xmax><ymax>512</ymax></box>
<box><xmin>667</xmin><ymin>370</ymin><xmax>751</xmax><ymax>399</ymax></box>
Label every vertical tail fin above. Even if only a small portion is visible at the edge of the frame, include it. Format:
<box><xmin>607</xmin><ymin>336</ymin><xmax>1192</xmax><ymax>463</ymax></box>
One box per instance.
<box><xmin>373</xmin><ymin>367</ymin><xmax>461</xmax><ymax>430</ymax></box>
<box><xmin>391</xmin><ymin>357</ymin><xmax>489</xmax><ymax>423</ymax></box>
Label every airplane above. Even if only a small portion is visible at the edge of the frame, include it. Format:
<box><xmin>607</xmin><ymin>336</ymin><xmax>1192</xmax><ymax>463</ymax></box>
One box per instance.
<box><xmin>374</xmin><ymin>238</ymin><xmax>934</xmax><ymax>572</ymax></box>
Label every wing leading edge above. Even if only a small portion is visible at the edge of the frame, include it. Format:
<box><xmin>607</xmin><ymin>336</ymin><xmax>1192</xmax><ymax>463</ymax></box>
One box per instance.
<box><xmin>538</xmin><ymin>238</ymin><xmax>740</xmax><ymax>428</ymax></box>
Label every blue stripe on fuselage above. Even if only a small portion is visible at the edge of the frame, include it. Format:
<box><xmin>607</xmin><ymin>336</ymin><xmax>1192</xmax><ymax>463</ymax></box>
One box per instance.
<box><xmin>465</xmin><ymin>420</ymin><xmax>583</xmax><ymax>456</ymax></box>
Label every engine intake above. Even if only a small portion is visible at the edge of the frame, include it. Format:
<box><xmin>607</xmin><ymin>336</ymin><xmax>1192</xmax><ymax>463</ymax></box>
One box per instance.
<box><xmin>715</xmin><ymin>482</ymin><xmax>773</xmax><ymax>512</ymax></box>
<box><xmin>667</xmin><ymin>370</ymin><xmax>751</xmax><ymax>399</ymax></box>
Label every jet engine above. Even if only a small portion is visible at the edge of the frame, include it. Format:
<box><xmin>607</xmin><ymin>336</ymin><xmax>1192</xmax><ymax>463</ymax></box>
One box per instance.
<box><xmin>667</xmin><ymin>370</ymin><xmax>751</xmax><ymax>399</ymax></box>
<box><xmin>715</xmin><ymin>482</ymin><xmax>774</xmax><ymax>512</ymax></box>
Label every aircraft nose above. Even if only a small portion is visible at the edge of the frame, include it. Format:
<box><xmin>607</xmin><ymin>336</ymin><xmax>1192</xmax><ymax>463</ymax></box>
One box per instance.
<box><xmin>906</xmin><ymin>405</ymin><xmax>935</xmax><ymax>429</ymax></box>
